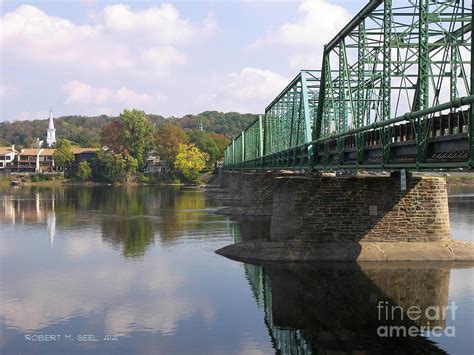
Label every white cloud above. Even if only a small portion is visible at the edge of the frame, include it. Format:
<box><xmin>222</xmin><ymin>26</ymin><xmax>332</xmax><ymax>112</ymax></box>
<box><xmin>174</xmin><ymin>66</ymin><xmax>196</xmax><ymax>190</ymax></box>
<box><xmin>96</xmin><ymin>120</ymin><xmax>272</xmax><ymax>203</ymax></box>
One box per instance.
<box><xmin>202</xmin><ymin>13</ymin><xmax>218</xmax><ymax>35</ymax></box>
<box><xmin>103</xmin><ymin>4</ymin><xmax>216</xmax><ymax>44</ymax></box>
<box><xmin>140</xmin><ymin>46</ymin><xmax>187</xmax><ymax>78</ymax></box>
<box><xmin>1</xmin><ymin>4</ymin><xmax>212</xmax><ymax>77</ymax></box>
<box><xmin>197</xmin><ymin>67</ymin><xmax>288</xmax><ymax>114</ymax></box>
<box><xmin>2</xmin><ymin>5</ymin><xmax>100</xmax><ymax>62</ymax></box>
<box><xmin>278</xmin><ymin>0</ymin><xmax>350</xmax><ymax>46</ymax></box>
<box><xmin>64</xmin><ymin>81</ymin><xmax>112</xmax><ymax>105</ymax></box>
<box><xmin>255</xmin><ymin>0</ymin><xmax>351</xmax><ymax>69</ymax></box>
<box><xmin>64</xmin><ymin>80</ymin><xmax>167</xmax><ymax>111</ymax></box>
<box><xmin>226</xmin><ymin>67</ymin><xmax>288</xmax><ymax>101</ymax></box>
<box><xmin>2</xmin><ymin>5</ymin><xmax>97</xmax><ymax>44</ymax></box>
<box><xmin>289</xmin><ymin>52</ymin><xmax>325</xmax><ymax>70</ymax></box>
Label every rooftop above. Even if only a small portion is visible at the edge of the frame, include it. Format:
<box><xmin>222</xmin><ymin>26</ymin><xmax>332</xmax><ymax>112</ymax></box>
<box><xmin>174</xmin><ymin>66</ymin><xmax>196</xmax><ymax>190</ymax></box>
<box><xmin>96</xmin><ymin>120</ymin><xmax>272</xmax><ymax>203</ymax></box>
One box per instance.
<box><xmin>19</xmin><ymin>148</ymin><xmax>54</xmax><ymax>156</ymax></box>
<box><xmin>0</xmin><ymin>147</ymin><xmax>18</xmax><ymax>155</ymax></box>
<box><xmin>2</xmin><ymin>147</ymin><xmax>99</xmax><ymax>156</ymax></box>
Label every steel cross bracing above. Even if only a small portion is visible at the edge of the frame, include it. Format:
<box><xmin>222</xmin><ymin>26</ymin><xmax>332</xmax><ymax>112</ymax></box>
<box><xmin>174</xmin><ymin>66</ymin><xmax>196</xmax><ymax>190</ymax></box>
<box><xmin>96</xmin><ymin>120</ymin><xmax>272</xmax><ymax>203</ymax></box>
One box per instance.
<box><xmin>223</xmin><ymin>0</ymin><xmax>474</xmax><ymax>170</ymax></box>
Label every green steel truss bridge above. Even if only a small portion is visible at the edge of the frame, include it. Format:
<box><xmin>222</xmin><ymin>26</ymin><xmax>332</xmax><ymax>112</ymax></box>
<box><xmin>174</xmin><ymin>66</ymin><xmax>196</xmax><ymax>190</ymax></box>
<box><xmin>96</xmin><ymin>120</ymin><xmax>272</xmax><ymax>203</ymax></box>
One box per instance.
<box><xmin>223</xmin><ymin>0</ymin><xmax>474</xmax><ymax>171</ymax></box>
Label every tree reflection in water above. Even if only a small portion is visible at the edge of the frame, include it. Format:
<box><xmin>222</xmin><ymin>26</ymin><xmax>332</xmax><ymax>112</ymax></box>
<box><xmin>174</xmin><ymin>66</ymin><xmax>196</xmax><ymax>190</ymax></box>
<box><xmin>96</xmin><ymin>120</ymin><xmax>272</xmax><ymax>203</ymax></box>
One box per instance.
<box><xmin>0</xmin><ymin>186</ymin><xmax>222</xmax><ymax>258</ymax></box>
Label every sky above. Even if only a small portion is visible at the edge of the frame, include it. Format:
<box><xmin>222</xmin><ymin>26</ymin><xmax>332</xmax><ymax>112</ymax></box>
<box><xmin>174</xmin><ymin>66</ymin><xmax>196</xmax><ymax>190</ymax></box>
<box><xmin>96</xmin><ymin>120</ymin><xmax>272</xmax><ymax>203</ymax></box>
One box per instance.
<box><xmin>0</xmin><ymin>0</ymin><xmax>363</xmax><ymax>121</ymax></box>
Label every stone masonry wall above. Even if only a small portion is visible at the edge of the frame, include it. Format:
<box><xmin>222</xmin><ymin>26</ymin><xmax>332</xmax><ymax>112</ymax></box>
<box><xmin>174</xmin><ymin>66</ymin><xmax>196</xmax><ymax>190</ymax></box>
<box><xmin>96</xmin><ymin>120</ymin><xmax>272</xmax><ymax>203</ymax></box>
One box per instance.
<box><xmin>240</xmin><ymin>172</ymin><xmax>275</xmax><ymax>210</ymax></box>
<box><xmin>270</xmin><ymin>175</ymin><xmax>451</xmax><ymax>243</ymax></box>
<box><xmin>220</xmin><ymin>171</ymin><xmax>244</xmax><ymax>206</ymax></box>
<box><xmin>220</xmin><ymin>171</ymin><xmax>242</xmax><ymax>192</ymax></box>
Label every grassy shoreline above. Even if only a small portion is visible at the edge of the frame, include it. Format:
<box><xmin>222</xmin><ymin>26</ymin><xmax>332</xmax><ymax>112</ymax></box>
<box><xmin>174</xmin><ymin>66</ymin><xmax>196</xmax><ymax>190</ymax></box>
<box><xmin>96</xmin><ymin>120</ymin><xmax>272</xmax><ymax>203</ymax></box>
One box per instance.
<box><xmin>445</xmin><ymin>174</ymin><xmax>474</xmax><ymax>188</ymax></box>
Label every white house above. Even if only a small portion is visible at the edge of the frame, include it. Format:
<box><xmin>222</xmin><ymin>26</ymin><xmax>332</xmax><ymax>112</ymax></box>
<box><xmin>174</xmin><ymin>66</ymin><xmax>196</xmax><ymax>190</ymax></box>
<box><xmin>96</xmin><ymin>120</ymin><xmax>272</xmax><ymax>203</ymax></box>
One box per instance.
<box><xmin>145</xmin><ymin>152</ymin><xmax>170</xmax><ymax>174</ymax></box>
<box><xmin>0</xmin><ymin>145</ymin><xmax>18</xmax><ymax>170</ymax></box>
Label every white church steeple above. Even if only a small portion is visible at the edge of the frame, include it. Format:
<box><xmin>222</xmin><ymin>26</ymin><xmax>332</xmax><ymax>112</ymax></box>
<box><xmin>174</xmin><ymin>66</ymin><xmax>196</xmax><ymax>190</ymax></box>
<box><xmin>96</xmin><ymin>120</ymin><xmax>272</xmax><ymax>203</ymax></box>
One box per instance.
<box><xmin>46</xmin><ymin>108</ymin><xmax>56</xmax><ymax>147</ymax></box>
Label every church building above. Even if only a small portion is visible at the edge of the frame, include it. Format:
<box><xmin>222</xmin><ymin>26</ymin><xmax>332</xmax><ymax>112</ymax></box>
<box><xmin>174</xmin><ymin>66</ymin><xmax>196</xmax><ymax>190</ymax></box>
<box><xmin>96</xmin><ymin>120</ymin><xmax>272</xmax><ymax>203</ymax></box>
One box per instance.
<box><xmin>46</xmin><ymin>109</ymin><xmax>56</xmax><ymax>147</ymax></box>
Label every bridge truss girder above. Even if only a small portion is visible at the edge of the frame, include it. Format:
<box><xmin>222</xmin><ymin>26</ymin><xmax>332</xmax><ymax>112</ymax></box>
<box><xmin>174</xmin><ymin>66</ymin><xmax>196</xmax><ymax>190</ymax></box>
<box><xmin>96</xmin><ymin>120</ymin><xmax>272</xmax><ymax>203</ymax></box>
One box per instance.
<box><xmin>224</xmin><ymin>0</ymin><xmax>474</xmax><ymax>170</ymax></box>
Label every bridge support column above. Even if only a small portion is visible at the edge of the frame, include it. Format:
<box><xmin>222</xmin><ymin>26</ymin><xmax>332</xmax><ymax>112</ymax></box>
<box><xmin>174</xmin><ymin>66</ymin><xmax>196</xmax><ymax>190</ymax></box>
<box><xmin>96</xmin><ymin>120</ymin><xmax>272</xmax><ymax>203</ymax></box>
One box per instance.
<box><xmin>270</xmin><ymin>175</ymin><xmax>450</xmax><ymax>243</ymax></box>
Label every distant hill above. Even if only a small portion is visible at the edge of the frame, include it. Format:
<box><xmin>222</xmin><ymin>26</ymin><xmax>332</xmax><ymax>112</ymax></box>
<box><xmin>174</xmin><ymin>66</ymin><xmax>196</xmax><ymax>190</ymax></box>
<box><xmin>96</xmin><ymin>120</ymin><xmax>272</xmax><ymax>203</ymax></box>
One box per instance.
<box><xmin>0</xmin><ymin>111</ymin><xmax>258</xmax><ymax>148</ymax></box>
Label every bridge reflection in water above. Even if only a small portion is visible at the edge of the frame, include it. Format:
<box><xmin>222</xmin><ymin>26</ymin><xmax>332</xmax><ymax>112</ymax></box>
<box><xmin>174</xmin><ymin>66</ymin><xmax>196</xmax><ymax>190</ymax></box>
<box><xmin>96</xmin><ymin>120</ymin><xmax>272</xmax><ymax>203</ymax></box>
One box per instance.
<box><xmin>228</xmin><ymin>217</ymin><xmax>469</xmax><ymax>354</ymax></box>
<box><xmin>243</xmin><ymin>261</ymin><xmax>469</xmax><ymax>354</ymax></box>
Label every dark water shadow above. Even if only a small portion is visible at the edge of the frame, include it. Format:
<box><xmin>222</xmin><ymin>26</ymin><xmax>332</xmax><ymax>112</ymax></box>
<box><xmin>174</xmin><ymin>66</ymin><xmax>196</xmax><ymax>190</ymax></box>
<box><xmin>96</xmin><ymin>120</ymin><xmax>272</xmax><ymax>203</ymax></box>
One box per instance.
<box><xmin>242</xmin><ymin>260</ymin><xmax>473</xmax><ymax>354</ymax></box>
<box><xmin>228</xmin><ymin>216</ymin><xmax>271</xmax><ymax>243</ymax></box>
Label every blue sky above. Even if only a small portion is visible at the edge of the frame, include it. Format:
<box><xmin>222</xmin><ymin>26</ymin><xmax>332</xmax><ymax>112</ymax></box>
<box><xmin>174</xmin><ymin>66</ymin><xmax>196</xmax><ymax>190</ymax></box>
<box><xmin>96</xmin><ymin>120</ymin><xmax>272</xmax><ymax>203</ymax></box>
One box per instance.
<box><xmin>1</xmin><ymin>0</ymin><xmax>362</xmax><ymax>121</ymax></box>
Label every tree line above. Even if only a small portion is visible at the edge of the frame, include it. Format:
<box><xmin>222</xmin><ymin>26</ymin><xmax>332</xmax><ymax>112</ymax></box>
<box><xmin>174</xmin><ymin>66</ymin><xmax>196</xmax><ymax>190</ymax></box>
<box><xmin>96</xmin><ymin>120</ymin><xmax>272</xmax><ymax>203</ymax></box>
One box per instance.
<box><xmin>51</xmin><ymin>109</ymin><xmax>233</xmax><ymax>184</ymax></box>
<box><xmin>0</xmin><ymin>111</ymin><xmax>257</xmax><ymax>148</ymax></box>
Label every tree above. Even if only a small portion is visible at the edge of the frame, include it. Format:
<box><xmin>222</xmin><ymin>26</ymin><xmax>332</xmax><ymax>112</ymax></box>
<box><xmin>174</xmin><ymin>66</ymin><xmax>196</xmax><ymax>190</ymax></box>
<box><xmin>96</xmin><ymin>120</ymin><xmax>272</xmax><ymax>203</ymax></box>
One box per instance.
<box><xmin>120</xmin><ymin>109</ymin><xmax>155</xmax><ymax>169</ymax></box>
<box><xmin>187</xmin><ymin>130</ymin><xmax>221</xmax><ymax>169</ymax></box>
<box><xmin>155</xmin><ymin>123</ymin><xmax>188</xmax><ymax>163</ymax></box>
<box><xmin>92</xmin><ymin>150</ymin><xmax>137</xmax><ymax>183</ymax></box>
<box><xmin>0</xmin><ymin>112</ymin><xmax>257</xmax><ymax>148</ymax></box>
<box><xmin>99</xmin><ymin>109</ymin><xmax>155</xmax><ymax>170</ymax></box>
<box><xmin>53</xmin><ymin>138</ymin><xmax>74</xmax><ymax>171</ymax></box>
<box><xmin>174</xmin><ymin>144</ymin><xmax>208</xmax><ymax>183</ymax></box>
<box><xmin>68</xmin><ymin>132</ymin><xmax>98</xmax><ymax>148</ymax></box>
<box><xmin>100</xmin><ymin>120</ymin><xmax>127</xmax><ymax>153</ymax></box>
<box><xmin>24</xmin><ymin>137</ymin><xmax>38</xmax><ymax>148</ymax></box>
<box><xmin>208</xmin><ymin>133</ymin><xmax>231</xmax><ymax>154</ymax></box>
<box><xmin>76</xmin><ymin>161</ymin><xmax>92</xmax><ymax>180</ymax></box>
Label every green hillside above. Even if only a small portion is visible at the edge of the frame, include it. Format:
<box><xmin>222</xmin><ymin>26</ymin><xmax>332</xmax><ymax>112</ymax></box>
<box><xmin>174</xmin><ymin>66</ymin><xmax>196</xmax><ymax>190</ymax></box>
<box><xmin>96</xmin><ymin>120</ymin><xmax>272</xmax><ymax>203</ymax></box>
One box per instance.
<box><xmin>0</xmin><ymin>111</ymin><xmax>258</xmax><ymax>148</ymax></box>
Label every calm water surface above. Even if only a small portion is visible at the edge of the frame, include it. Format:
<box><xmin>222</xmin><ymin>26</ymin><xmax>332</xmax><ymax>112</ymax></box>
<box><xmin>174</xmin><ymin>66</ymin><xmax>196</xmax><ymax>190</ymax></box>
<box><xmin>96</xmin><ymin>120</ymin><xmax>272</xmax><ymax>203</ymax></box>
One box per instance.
<box><xmin>0</xmin><ymin>185</ymin><xmax>473</xmax><ymax>354</ymax></box>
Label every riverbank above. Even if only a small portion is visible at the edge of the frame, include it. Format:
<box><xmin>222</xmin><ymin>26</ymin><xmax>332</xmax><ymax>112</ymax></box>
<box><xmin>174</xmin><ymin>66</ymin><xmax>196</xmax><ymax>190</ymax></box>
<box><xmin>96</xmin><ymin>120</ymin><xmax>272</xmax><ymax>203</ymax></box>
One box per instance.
<box><xmin>445</xmin><ymin>172</ymin><xmax>474</xmax><ymax>187</ymax></box>
<box><xmin>0</xmin><ymin>173</ymin><xmax>205</xmax><ymax>187</ymax></box>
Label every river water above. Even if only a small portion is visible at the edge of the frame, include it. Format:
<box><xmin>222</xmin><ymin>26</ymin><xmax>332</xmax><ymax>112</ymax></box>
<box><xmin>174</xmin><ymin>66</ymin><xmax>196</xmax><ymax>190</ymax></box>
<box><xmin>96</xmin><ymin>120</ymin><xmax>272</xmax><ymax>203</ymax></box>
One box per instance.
<box><xmin>0</xmin><ymin>185</ymin><xmax>473</xmax><ymax>354</ymax></box>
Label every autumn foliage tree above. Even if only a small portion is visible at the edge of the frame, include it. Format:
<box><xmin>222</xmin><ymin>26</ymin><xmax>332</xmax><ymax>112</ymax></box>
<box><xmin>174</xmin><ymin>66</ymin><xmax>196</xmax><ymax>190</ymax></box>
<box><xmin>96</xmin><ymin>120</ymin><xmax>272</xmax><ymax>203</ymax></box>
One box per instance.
<box><xmin>155</xmin><ymin>123</ymin><xmax>188</xmax><ymax>164</ymax></box>
<box><xmin>100</xmin><ymin>121</ymin><xmax>127</xmax><ymax>154</ymax></box>
<box><xmin>99</xmin><ymin>109</ymin><xmax>155</xmax><ymax>170</ymax></box>
<box><xmin>208</xmin><ymin>133</ymin><xmax>231</xmax><ymax>155</ymax></box>
<box><xmin>174</xmin><ymin>144</ymin><xmax>208</xmax><ymax>183</ymax></box>
<box><xmin>187</xmin><ymin>130</ymin><xmax>221</xmax><ymax>170</ymax></box>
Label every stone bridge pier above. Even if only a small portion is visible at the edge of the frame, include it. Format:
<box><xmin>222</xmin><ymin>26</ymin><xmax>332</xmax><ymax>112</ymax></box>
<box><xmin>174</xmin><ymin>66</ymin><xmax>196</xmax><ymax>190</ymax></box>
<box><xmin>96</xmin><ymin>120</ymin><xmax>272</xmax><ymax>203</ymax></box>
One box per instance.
<box><xmin>271</xmin><ymin>175</ymin><xmax>450</xmax><ymax>243</ymax></box>
<box><xmin>206</xmin><ymin>171</ymin><xmax>244</xmax><ymax>207</ymax></box>
<box><xmin>215</xmin><ymin>171</ymin><xmax>277</xmax><ymax>216</ymax></box>
<box><xmin>215</xmin><ymin>171</ymin><xmax>474</xmax><ymax>262</ymax></box>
